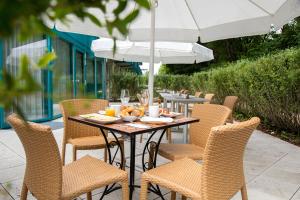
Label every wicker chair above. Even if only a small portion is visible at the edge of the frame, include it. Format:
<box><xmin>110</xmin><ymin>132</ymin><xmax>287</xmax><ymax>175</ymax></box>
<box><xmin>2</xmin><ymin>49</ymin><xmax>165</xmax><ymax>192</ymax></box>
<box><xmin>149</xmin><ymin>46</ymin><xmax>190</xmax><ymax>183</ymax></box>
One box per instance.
<box><xmin>140</xmin><ymin>117</ymin><xmax>260</xmax><ymax>200</ymax></box>
<box><xmin>194</xmin><ymin>91</ymin><xmax>202</xmax><ymax>98</ymax></box>
<box><xmin>60</xmin><ymin>99</ymin><xmax>125</xmax><ymax>166</ymax></box>
<box><xmin>158</xmin><ymin>104</ymin><xmax>231</xmax><ymax>161</ymax></box>
<box><xmin>7</xmin><ymin>114</ymin><xmax>129</xmax><ymax>200</ymax></box>
<box><xmin>203</xmin><ymin>93</ymin><xmax>215</xmax><ymax>104</ymax></box>
<box><xmin>223</xmin><ymin>96</ymin><xmax>239</xmax><ymax>123</ymax></box>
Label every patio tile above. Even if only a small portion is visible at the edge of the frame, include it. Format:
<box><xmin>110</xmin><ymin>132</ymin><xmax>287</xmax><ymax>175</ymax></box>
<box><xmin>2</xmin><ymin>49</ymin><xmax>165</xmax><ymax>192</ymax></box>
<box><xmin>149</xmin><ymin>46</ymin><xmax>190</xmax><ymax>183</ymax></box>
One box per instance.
<box><xmin>246</xmin><ymin>175</ymin><xmax>299</xmax><ymax>200</ymax></box>
<box><xmin>0</xmin><ymin>184</ymin><xmax>14</xmax><ymax>200</ymax></box>
<box><xmin>0</xmin><ymin>157</ymin><xmax>25</xmax><ymax>171</ymax></box>
<box><xmin>0</xmin><ymin>165</ymin><xmax>25</xmax><ymax>184</ymax></box>
<box><xmin>1</xmin><ymin>179</ymin><xmax>36</xmax><ymax>200</ymax></box>
<box><xmin>291</xmin><ymin>187</ymin><xmax>300</xmax><ymax>200</ymax></box>
<box><xmin>0</xmin><ymin>143</ymin><xmax>19</xmax><ymax>160</ymax></box>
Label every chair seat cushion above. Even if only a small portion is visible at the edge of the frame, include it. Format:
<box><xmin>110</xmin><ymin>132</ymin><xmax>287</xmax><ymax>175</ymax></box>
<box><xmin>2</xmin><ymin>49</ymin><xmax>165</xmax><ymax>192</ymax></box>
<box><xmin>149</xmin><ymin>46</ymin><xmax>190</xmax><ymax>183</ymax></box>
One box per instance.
<box><xmin>158</xmin><ymin>143</ymin><xmax>204</xmax><ymax>161</ymax></box>
<box><xmin>143</xmin><ymin>158</ymin><xmax>202</xmax><ymax>199</ymax></box>
<box><xmin>68</xmin><ymin>136</ymin><xmax>122</xmax><ymax>150</ymax></box>
<box><xmin>62</xmin><ymin>155</ymin><xmax>127</xmax><ymax>199</ymax></box>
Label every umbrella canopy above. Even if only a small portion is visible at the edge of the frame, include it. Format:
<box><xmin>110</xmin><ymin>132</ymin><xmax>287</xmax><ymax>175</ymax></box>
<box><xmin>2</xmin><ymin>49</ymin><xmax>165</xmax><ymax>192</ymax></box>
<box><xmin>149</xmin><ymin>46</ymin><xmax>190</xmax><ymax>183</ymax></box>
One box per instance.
<box><xmin>52</xmin><ymin>0</ymin><xmax>300</xmax><ymax>43</ymax></box>
<box><xmin>50</xmin><ymin>0</ymin><xmax>300</xmax><ymax>104</ymax></box>
<box><xmin>91</xmin><ymin>38</ymin><xmax>214</xmax><ymax>64</ymax></box>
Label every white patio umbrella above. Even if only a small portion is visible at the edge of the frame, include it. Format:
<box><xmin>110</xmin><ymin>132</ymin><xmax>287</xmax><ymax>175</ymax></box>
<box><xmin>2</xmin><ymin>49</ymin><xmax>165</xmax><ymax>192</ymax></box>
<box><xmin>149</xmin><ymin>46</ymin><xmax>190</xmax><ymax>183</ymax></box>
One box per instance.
<box><xmin>91</xmin><ymin>38</ymin><xmax>214</xmax><ymax>64</ymax></box>
<box><xmin>50</xmin><ymin>0</ymin><xmax>300</xmax><ymax>104</ymax></box>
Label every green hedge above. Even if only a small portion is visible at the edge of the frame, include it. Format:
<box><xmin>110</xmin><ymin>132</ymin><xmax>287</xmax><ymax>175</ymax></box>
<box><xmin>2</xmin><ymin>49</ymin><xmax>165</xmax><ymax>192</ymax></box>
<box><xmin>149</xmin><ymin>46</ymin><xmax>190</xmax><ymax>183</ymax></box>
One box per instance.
<box><xmin>109</xmin><ymin>72</ymin><xmax>142</xmax><ymax>101</ymax></box>
<box><xmin>109</xmin><ymin>48</ymin><xmax>300</xmax><ymax>133</ymax></box>
<box><xmin>191</xmin><ymin>48</ymin><xmax>300</xmax><ymax>134</ymax></box>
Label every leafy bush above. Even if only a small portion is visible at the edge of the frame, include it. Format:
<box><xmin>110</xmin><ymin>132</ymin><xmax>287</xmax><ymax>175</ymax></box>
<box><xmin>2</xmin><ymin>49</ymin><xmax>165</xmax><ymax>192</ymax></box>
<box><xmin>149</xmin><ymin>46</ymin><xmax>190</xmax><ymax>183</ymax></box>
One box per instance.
<box><xmin>191</xmin><ymin>48</ymin><xmax>300</xmax><ymax>134</ymax></box>
<box><xmin>109</xmin><ymin>72</ymin><xmax>142</xmax><ymax>101</ymax></box>
<box><xmin>154</xmin><ymin>75</ymin><xmax>190</xmax><ymax>91</ymax></box>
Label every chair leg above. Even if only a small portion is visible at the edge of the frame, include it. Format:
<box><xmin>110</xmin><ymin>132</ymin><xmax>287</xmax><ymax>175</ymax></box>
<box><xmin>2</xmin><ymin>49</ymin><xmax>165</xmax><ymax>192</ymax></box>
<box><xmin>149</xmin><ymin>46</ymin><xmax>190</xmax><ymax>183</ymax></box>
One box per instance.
<box><xmin>104</xmin><ymin>147</ymin><xmax>107</xmax><ymax>162</ymax></box>
<box><xmin>167</xmin><ymin>128</ymin><xmax>172</xmax><ymax>144</ymax></box>
<box><xmin>121</xmin><ymin>180</ymin><xmax>129</xmax><ymax>200</ymax></box>
<box><xmin>62</xmin><ymin>143</ymin><xmax>66</xmax><ymax>166</ymax></box>
<box><xmin>20</xmin><ymin>182</ymin><xmax>28</xmax><ymax>200</ymax></box>
<box><xmin>171</xmin><ymin>191</ymin><xmax>176</xmax><ymax>200</ymax></box>
<box><xmin>241</xmin><ymin>185</ymin><xmax>248</xmax><ymax>200</ymax></box>
<box><xmin>87</xmin><ymin>192</ymin><xmax>92</xmax><ymax>200</ymax></box>
<box><xmin>120</xmin><ymin>140</ymin><xmax>126</xmax><ymax>170</ymax></box>
<box><xmin>72</xmin><ymin>147</ymin><xmax>77</xmax><ymax>161</ymax></box>
<box><xmin>148</xmin><ymin>142</ymin><xmax>156</xmax><ymax>170</ymax></box>
<box><xmin>140</xmin><ymin>134</ymin><xmax>143</xmax><ymax>143</ymax></box>
<box><xmin>140</xmin><ymin>177</ymin><xmax>149</xmax><ymax>200</ymax></box>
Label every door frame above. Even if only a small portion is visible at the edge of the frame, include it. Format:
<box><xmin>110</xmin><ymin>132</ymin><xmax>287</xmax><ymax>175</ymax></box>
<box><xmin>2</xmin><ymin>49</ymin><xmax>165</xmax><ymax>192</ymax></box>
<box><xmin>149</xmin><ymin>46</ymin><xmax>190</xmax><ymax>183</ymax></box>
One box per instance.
<box><xmin>72</xmin><ymin>46</ymin><xmax>87</xmax><ymax>98</ymax></box>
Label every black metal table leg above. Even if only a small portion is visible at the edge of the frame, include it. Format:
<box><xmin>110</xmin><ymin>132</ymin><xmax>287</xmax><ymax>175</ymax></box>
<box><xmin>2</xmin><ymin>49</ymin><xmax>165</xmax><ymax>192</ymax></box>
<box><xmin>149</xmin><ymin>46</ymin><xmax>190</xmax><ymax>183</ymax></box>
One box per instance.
<box><xmin>129</xmin><ymin>134</ymin><xmax>136</xmax><ymax>200</ymax></box>
<box><xmin>141</xmin><ymin>129</ymin><xmax>167</xmax><ymax>200</ymax></box>
<box><xmin>98</xmin><ymin>128</ymin><xmax>124</xmax><ymax>199</ymax></box>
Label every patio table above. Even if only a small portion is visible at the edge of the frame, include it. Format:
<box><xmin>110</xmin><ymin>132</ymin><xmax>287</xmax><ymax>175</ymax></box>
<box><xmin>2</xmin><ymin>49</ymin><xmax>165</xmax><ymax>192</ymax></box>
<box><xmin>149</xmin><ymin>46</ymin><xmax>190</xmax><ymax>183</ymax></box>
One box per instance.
<box><xmin>68</xmin><ymin>115</ymin><xmax>199</xmax><ymax>200</ymax></box>
<box><xmin>160</xmin><ymin>92</ymin><xmax>207</xmax><ymax>143</ymax></box>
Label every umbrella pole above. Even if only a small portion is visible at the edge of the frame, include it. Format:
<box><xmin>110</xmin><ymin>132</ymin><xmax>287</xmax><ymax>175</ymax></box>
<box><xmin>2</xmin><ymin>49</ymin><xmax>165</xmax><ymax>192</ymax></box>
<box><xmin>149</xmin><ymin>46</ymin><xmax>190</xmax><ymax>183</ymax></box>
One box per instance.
<box><xmin>148</xmin><ymin>0</ymin><xmax>156</xmax><ymax>106</ymax></box>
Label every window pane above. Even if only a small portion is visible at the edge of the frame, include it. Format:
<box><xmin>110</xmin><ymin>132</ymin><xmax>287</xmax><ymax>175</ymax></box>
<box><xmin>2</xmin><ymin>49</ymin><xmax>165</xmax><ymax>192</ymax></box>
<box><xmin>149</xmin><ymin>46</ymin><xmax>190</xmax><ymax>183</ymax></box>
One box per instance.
<box><xmin>86</xmin><ymin>58</ymin><xmax>95</xmax><ymax>97</ymax></box>
<box><xmin>3</xmin><ymin>35</ymin><xmax>48</xmax><ymax>120</ymax></box>
<box><xmin>97</xmin><ymin>60</ymin><xmax>104</xmax><ymax>98</ymax></box>
<box><xmin>75</xmin><ymin>52</ymin><xmax>84</xmax><ymax>98</ymax></box>
<box><xmin>52</xmin><ymin>37</ymin><xmax>72</xmax><ymax>116</ymax></box>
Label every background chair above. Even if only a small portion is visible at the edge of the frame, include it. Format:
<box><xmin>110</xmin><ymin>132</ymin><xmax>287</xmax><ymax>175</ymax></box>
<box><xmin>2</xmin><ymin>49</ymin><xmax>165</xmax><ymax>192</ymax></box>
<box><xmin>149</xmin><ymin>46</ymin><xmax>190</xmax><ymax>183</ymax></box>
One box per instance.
<box><xmin>7</xmin><ymin>114</ymin><xmax>129</xmax><ymax>200</ymax></box>
<box><xmin>203</xmin><ymin>93</ymin><xmax>215</xmax><ymax>104</ymax></box>
<box><xmin>194</xmin><ymin>91</ymin><xmax>202</xmax><ymax>98</ymax></box>
<box><xmin>60</xmin><ymin>99</ymin><xmax>125</xmax><ymax>166</ymax></box>
<box><xmin>140</xmin><ymin>117</ymin><xmax>260</xmax><ymax>200</ymax></box>
<box><xmin>158</xmin><ymin>104</ymin><xmax>231</xmax><ymax>161</ymax></box>
<box><xmin>223</xmin><ymin>96</ymin><xmax>239</xmax><ymax>123</ymax></box>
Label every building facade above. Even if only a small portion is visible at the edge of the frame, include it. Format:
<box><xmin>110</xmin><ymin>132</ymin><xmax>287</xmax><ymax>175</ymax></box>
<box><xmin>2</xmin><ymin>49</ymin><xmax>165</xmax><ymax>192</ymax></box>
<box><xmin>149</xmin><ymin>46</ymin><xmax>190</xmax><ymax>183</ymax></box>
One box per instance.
<box><xmin>0</xmin><ymin>30</ymin><xmax>141</xmax><ymax>128</ymax></box>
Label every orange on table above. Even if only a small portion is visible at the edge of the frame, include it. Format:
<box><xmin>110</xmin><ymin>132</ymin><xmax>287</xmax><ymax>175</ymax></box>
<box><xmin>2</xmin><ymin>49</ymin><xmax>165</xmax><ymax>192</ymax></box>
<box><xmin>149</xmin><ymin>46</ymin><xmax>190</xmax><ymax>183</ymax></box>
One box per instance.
<box><xmin>105</xmin><ymin>108</ymin><xmax>116</xmax><ymax>117</ymax></box>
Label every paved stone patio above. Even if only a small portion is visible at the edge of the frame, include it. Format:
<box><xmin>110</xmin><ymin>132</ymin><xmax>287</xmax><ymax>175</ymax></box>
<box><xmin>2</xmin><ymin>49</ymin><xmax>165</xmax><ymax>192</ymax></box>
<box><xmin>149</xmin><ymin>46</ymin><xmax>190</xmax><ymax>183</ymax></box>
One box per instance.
<box><xmin>0</xmin><ymin>118</ymin><xmax>300</xmax><ymax>200</ymax></box>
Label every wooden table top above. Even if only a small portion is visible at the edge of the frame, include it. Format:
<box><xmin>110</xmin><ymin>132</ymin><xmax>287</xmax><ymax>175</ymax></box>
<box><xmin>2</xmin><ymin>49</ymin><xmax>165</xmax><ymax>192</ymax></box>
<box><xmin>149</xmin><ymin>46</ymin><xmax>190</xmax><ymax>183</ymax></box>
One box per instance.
<box><xmin>68</xmin><ymin>116</ymin><xmax>199</xmax><ymax>136</ymax></box>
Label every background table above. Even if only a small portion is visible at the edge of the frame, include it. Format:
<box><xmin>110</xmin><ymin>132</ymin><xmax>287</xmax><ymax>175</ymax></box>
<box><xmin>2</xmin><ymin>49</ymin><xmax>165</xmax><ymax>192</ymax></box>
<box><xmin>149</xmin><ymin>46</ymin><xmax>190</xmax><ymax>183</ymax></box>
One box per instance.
<box><xmin>69</xmin><ymin>116</ymin><xmax>199</xmax><ymax>200</ymax></box>
<box><xmin>160</xmin><ymin>92</ymin><xmax>207</xmax><ymax>143</ymax></box>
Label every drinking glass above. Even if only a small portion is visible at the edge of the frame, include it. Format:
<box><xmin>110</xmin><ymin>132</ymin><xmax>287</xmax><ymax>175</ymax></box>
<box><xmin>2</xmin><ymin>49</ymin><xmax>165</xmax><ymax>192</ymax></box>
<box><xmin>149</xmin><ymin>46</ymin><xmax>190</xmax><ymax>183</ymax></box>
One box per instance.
<box><xmin>141</xmin><ymin>89</ymin><xmax>149</xmax><ymax>107</ymax></box>
<box><xmin>105</xmin><ymin>107</ymin><xmax>115</xmax><ymax>117</ymax></box>
<box><xmin>120</xmin><ymin>89</ymin><xmax>130</xmax><ymax>105</ymax></box>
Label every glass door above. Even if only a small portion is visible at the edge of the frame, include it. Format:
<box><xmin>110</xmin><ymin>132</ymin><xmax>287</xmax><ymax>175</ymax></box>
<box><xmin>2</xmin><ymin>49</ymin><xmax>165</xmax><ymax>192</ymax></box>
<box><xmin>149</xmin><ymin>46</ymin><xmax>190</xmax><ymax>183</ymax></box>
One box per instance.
<box><xmin>86</xmin><ymin>57</ymin><xmax>96</xmax><ymax>97</ymax></box>
<box><xmin>75</xmin><ymin>50</ymin><xmax>85</xmax><ymax>98</ymax></box>
<box><xmin>52</xmin><ymin>37</ymin><xmax>72</xmax><ymax>116</ymax></box>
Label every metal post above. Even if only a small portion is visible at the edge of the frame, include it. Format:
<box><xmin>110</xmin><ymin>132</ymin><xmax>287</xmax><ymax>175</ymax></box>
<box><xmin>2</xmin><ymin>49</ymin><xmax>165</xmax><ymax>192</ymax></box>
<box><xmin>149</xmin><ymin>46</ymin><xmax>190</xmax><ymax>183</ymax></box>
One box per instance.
<box><xmin>148</xmin><ymin>0</ymin><xmax>156</xmax><ymax>105</ymax></box>
<box><xmin>184</xmin><ymin>103</ymin><xmax>189</xmax><ymax>143</ymax></box>
<box><xmin>129</xmin><ymin>134</ymin><xmax>136</xmax><ymax>199</ymax></box>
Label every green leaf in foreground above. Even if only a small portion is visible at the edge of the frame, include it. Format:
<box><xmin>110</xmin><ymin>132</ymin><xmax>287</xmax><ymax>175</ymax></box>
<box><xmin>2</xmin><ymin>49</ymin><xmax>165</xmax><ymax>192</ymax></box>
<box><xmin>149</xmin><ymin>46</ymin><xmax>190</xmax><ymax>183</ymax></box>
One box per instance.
<box><xmin>37</xmin><ymin>52</ymin><xmax>57</xmax><ymax>68</ymax></box>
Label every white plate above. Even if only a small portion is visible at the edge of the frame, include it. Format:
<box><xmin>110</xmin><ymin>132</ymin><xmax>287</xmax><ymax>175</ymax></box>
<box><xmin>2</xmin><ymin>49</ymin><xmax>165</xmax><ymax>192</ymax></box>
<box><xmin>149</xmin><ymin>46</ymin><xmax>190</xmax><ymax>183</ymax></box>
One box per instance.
<box><xmin>160</xmin><ymin>112</ymin><xmax>182</xmax><ymax>118</ymax></box>
<box><xmin>98</xmin><ymin>110</ymin><xmax>106</xmax><ymax>115</ymax></box>
<box><xmin>80</xmin><ymin>113</ymin><xmax>121</xmax><ymax>124</ymax></box>
<box><xmin>140</xmin><ymin>117</ymin><xmax>173</xmax><ymax>124</ymax></box>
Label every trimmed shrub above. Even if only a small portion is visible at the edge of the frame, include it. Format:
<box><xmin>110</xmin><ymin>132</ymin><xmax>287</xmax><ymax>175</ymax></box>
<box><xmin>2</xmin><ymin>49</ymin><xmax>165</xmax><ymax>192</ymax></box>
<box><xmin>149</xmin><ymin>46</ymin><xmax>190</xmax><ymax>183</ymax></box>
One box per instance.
<box><xmin>191</xmin><ymin>48</ymin><xmax>300</xmax><ymax>133</ymax></box>
<box><xmin>109</xmin><ymin>72</ymin><xmax>142</xmax><ymax>101</ymax></box>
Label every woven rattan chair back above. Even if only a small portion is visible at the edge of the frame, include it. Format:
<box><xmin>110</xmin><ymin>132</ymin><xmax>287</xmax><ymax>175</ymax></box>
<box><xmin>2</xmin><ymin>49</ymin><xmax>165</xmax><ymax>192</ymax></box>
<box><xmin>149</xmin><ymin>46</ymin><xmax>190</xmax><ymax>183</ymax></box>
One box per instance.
<box><xmin>204</xmin><ymin>93</ymin><xmax>215</xmax><ymax>104</ymax></box>
<box><xmin>201</xmin><ymin>117</ymin><xmax>260</xmax><ymax>200</ymax></box>
<box><xmin>7</xmin><ymin>114</ymin><xmax>62</xmax><ymax>200</ymax></box>
<box><xmin>194</xmin><ymin>91</ymin><xmax>202</xmax><ymax>98</ymax></box>
<box><xmin>60</xmin><ymin>99</ymin><xmax>108</xmax><ymax>141</ymax></box>
<box><xmin>190</xmin><ymin>104</ymin><xmax>231</xmax><ymax>149</ymax></box>
<box><xmin>223</xmin><ymin>96</ymin><xmax>238</xmax><ymax>111</ymax></box>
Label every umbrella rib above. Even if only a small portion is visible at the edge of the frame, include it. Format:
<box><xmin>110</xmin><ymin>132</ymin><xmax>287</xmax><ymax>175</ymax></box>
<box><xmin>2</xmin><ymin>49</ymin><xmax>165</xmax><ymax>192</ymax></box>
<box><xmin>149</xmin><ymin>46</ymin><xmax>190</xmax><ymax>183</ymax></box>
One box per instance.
<box><xmin>184</xmin><ymin>0</ymin><xmax>202</xmax><ymax>40</ymax></box>
<box><xmin>248</xmin><ymin>0</ymin><xmax>273</xmax><ymax>16</ymax></box>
